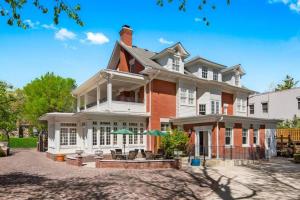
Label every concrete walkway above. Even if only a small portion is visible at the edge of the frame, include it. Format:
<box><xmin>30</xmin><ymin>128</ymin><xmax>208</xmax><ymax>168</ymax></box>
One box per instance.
<box><xmin>0</xmin><ymin>149</ymin><xmax>299</xmax><ymax>199</ymax></box>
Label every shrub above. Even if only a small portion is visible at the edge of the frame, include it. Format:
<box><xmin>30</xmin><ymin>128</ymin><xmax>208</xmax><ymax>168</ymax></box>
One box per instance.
<box><xmin>161</xmin><ymin>129</ymin><xmax>189</xmax><ymax>158</ymax></box>
<box><xmin>294</xmin><ymin>153</ymin><xmax>300</xmax><ymax>164</ymax></box>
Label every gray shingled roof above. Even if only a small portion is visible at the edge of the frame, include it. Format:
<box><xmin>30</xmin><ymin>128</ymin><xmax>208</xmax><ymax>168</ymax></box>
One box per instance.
<box><xmin>119</xmin><ymin>41</ymin><xmax>163</xmax><ymax>70</ymax></box>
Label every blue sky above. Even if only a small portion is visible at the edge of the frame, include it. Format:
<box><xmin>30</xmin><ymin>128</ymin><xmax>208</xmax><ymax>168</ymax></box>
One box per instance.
<box><xmin>1</xmin><ymin>0</ymin><xmax>300</xmax><ymax>92</ymax></box>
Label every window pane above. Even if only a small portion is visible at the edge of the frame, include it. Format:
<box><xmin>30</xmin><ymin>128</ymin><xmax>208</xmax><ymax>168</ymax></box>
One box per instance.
<box><xmin>106</xmin><ymin>127</ymin><xmax>111</xmax><ymax>145</ymax></box>
<box><xmin>216</xmin><ymin>101</ymin><xmax>220</xmax><ymax>114</ymax></box>
<box><xmin>92</xmin><ymin>127</ymin><xmax>97</xmax><ymax>146</ymax></box>
<box><xmin>113</xmin><ymin>127</ymin><xmax>118</xmax><ymax>145</ymax></box>
<box><xmin>100</xmin><ymin>127</ymin><xmax>105</xmax><ymax>145</ymax></box>
<box><xmin>211</xmin><ymin>101</ymin><xmax>215</xmax><ymax>114</ymax></box>
<box><xmin>134</xmin><ymin>128</ymin><xmax>138</xmax><ymax>144</ymax></box>
<box><xmin>242</xmin><ymin>129</ymin><xmax>248</xmax><ymax>145</ymax></box>
<box><xmin>69</xmin><ymin>128</ymin><xmax>77</xmax><ymax>145</ymax></box>
<box><xmin>225</xmin><ymin>128</ymin><xmax>232</xmax><ymax>145</ymax></box>
<box><xmin>213</xmin><ymin>71</ymin><xmax>218</xmax><ymax>81</ymax></box>
<box><xmin>199</xmin><ymin>104</ymin><xmax>206</xmax><ymax>115</ymax></box>
<box><xmin>140</xmin><ymin>128</ymin><xmax>144</xmax><ymax>144</ymax></box>
<box><xmin>60</xmin><ymin>128</ymin><xmax>68</xmax><ymax>145</ymax></box>
<box><xmin>129</xmin><ymin>128</ymin><xmax>133</xmax><ymax>144</ymax></box>
<box><xmin>202</xmin><ymin>67</ymin><xmax>208</xmax><ymax>79</ymax></box>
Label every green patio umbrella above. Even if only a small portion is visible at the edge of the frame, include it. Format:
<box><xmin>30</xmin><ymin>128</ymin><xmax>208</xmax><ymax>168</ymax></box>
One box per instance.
<box><xmin>143</xmin><ymin>129</ymin><xmax>167</xmax><ymax>136</ymax></box>
<box><xmin>111</xmin><ymin>129</ymin><xmax>134</xmax><ymax>154</ymax></box>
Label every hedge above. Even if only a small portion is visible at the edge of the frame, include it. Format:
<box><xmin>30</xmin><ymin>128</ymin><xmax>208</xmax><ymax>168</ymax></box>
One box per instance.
<box><xmin>0</xmin><ymin>137</ymin><xmax>38</xmax><ymax>148</ymax></box>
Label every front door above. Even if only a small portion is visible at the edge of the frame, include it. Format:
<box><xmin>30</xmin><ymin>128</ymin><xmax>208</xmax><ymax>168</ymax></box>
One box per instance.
<box><xmin>199</xmin><ymin>131</ymin><xmax>208</xmax><ymax>156</ymax></box>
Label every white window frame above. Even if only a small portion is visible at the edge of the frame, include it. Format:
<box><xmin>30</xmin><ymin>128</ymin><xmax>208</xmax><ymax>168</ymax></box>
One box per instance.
<box><xmin>235</xmin><ymin>74</ymin><xmax>240</xmax><ymax>86</ymax></box>
<box><xmin>188</xmin><ymin>89</ymin><xmax>195</xmax><ymax>105</ymax></box>
<box><xmin>210</xmin><ymin>100</ymin><xmax>220</xmax><ymax>114</ymax></box>
<box><xmin>223</xmin><ymin>103</ymin><xmax>228</xmax><ymax>115</ymax></box>
<box><xmin>242</xmin><ymin>129</ymin><xmax>249</xmax><ymax>147</ymax></box>
<box><xmin>172</xmin><ymin>55</ymin><xmax>180</xmax><ymax>72</ymax></box>
<box><xmin>60</xmin><ymin>123</ymin><xmax>77</xmax><ymax>146</ymax></box>
<box><xmin>180</xmin><ymin>88</ymin><xmax>187</xmax><ymax>104</ymax></box>
<box><xmin>249</xmin><ymin>104</ymin><xmax>254</xmax><ymax>114</ymax></box>
<box><xmin>225</xmin><ymin>128</ymin><xmax>233</xmax><ymax>147</ymax></box>
<box><xmin>253</xmin><ymin>129</ymin><xmax>260</xmax><ymax>146</ymax></box>
<box><xmin>262</xmin><ymin>102</ymin><xmax>268</xmax><ymax>113</ymax></box>
<box><xmin>199</xmin><ymin>104</ymin><xmax>206</xmax><ymax>115</ymax></box>
<box><xmin>161</xmin><ymin>122</ymin><xmax>170</xmax><ymax>132</ymax></box>
<box><xmin>202</xmin><ymin>67</ymin><xmax>208</xmax><ymax>79</ymax></box>
<box><xmin>213</xmin><ymin>70</ymin><xmax>218</xmax><ymax>81</ymax></box>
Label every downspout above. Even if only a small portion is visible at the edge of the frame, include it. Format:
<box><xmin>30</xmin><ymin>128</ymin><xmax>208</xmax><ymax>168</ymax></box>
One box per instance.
<box><xmin>216</xmin><ymin>116</ymin><xmax>223</xmax><ymax>159</ymax></box>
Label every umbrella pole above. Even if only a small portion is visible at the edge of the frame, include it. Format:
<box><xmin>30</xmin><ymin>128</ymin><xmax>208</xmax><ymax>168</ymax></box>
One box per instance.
<box><xmin>123</xmin><ymin>143</ymin><xmax>125</xmax><ymax>154</ymax></box>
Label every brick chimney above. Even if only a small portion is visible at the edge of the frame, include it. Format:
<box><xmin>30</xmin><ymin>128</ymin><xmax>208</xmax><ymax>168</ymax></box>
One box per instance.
<box><xmin>120</xmin><ymin>25</ymin><xmax>132</xmax><ymax>46</ymax></box>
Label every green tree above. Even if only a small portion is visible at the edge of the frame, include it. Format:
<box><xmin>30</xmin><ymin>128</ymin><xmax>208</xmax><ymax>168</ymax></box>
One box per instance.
<box><xmin>22</xmin><ymin>72</ymin><xmax>76</xmax><ymax>130</ymax></box>
<box><xmin>161</xmin><ymin>129</ymin><xmax>189</xmax><ymax>158</ymax></box>
<box><xmin>157</xmin><ymin>0</ymin><xmax>231</xmax><ymax>26</ymax></box>
<box><xmin>0</xmin><ymin>0</ymin><xmax>83</xmax><ymax>29</ymax></box>
<box><xmin>0</xmin><ymin>81</ymin><xmax>20</xmax><ymax>146</ymax></box>
<box><xmin>277</xmin><ymin>115</ymin><xmax>300</xmax><ymax>128</ymax></box>
<box><xmin>275</xmin><ymin>75</ymin><xmax>299</xmax><ymax>91</ymax></box>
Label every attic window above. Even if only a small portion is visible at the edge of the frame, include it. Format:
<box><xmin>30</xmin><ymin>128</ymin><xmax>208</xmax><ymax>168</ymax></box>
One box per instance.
<box><xmin>235</xmin><ymin>74</ymin><xmax>240</xmax><ymax>86</ymax></box>
<box><xmin>202</xmin><ymin>67</ymin><xmax>208</xmax><ymax>79</ymax></box>
<box><xmin>172</xmin><ymin>55</ymin><xmax>180</xmax><ymax>72</ymax></box>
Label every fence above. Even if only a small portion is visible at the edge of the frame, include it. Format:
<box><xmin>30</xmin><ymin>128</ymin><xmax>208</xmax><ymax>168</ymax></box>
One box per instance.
<box><xmin>190</xmin><ymin>145</ymin><xmax>266</xmax><ymax>161</ymax></box>
<box><xmin>276</xmin><ymin>128</ymin><xmax>300</xmax><ymax>142</ymax></box>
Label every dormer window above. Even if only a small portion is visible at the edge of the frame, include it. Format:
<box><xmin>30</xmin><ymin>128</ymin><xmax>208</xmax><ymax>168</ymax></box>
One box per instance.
<box><xmin>172</xmin><ymin>55</ymin><xmax>180</xmax><ymax>72</ymax></box>
<box><xmin>202</xmin><ymin>67</ymin><xmax>208</xmax><ymax>79</ymax></box>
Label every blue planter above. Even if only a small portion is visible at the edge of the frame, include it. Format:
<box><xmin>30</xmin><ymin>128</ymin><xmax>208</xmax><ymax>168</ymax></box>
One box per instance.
<box><xmin>191</xmin><ymin>158</ymin><xmax>201</xmax><ymax>166</ymax></box>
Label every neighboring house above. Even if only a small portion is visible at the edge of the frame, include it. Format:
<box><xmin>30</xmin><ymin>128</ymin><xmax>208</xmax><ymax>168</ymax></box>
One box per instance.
<box><xmin>40</xmin><ymin>25</ymin><xmax>280</xmax><ymax>159</ymax></box>
<box><xmin>248</xmin><ymin>87</ymin><xmax>300</xmax><ymax>120</ymax></box>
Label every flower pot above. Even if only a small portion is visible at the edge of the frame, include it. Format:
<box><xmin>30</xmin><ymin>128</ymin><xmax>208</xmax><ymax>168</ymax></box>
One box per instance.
<box><xmin>191</xmin><ymin>158</ymin><xmax>201</xmax><ymax>166</ymax></box>
<box><xmin>56</xmin><ymin>154</ymin><xmax>65</xmax><ymax>162</ymax></box>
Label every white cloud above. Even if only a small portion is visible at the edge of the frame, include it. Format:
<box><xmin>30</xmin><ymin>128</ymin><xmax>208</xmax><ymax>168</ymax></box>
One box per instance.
<box><xmin>42</xmin><ymin>23</ymin><xmax>57</xmax><ymax>30</ymax></box>
<box><xmin>24</xmin><ymin>19</ymin><xmax>40</xmax><ymax>29</ymax></box>
<box><xmin>55</xmin><ymin>28</ymin><xmax>76</xmax><ymax>40</ymax></box>
<box><xmin>81</xmin><ymin>32</ymin><xmax>109</xmax><ymax>45</ymax></box>
<box><xmin>268</xmin><ymin>0</ymin><xmax>300</xmax><ymax>13</ymax></box>
<box><xmin>158</xmin><ymin>37</ymin><xmax>173</xmax><ymax>45</ymax></box>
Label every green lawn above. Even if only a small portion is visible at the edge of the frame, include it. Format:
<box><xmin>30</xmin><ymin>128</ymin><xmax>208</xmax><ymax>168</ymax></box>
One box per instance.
<box><xmin>0</xmin><ymin>135</ymin><xmax>38</xmax><ymax>148</ymax></box>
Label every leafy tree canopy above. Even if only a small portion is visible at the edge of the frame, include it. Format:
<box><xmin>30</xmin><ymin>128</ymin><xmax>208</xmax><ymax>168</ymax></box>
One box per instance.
<box><xmin>0</xmin><ymin>81</ymin><xmax>21</xmax><ymax>145</ymax></box>
<box><xmin>156</xmin><ymin>0</ymin><xmax>231</xmax><ymax>26</ymax></box>
<box><xmin>277</xmin><ymin>115</ymin><xmax>300</xmax><ymax>129</ymax></box>
<box><xmin>0</xmin><ymin>0</ymin><xmax>83</xmax><ymax>29</ymax></box>
<box><xmin>22</xmin><ymin>72</ymin><xmax>76</xmax><ymax>129</ymax></box>
<box><xmin>275</xmin><ymin>75</ymin><xmax>299</xmax><ymax>91</ymax></box>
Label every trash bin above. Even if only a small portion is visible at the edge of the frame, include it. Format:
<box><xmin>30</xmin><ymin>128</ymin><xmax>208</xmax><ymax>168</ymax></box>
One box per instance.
<box><xmin>191</xmin><ymin>158</ymin><xmax>201</xmax><ymax>166</ymax></box>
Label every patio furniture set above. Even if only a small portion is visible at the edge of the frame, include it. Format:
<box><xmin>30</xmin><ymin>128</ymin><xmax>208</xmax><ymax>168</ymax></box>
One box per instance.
<box><xmin>110</xmin><ymin>148</ymin><xmax>165</xmax><ymax>160</ymax></box>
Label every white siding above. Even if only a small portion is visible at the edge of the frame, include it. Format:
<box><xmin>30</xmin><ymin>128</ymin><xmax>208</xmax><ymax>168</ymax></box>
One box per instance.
<box><xmin>178</xmin><ymin>80</ymin><xmax>196</xmax><ymax>117</ymax></box>
<box><xmin>248</xmin><ymin>88</ymin><xmax>300</xmax><ymax>120</ymax></box>
<box><xmin>234</xmin><ymin>93</ymin><xmax>248</xmax><ymax>117</ymax></box>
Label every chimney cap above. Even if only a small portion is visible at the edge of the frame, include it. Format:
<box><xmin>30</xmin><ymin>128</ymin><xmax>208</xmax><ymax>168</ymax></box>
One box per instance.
<box><xmin>122</xmin><ymin>24</ymin><xmax>132</xmax><ymax>30</ymax></box>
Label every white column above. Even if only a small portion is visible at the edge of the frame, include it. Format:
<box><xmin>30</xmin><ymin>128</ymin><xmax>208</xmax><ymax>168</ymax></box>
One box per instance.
<box><xmin>144</xmin><ymin>85</ymin><xmax>147</xmax><ymax>111</ymax></box>
<box><xmin>208</xmin><ymin>130</ymin><xmax>212</xmax><ymax>159</ymax></box>
<box><xmin>86</xmin><ymin>120</ymin><xmax>93</xmax><ymax>153</ymax></box>
<box><xmin>84</xmin><ymin>93</ymin><xmax>87</xmax><ymax>110</ymax></box>
<box><xmin>77</xmin><ymin>95</ymin><xmax>80</xmax><ymax>112</ymax></box>
<box><xmin>54</xmin><ymin>122</ymin><xmax>61</xmax><ymax>153</ymax></box>
<box><xmin>97</xmin><ymin>85</ymin><xmax>100</xmax><ymax>108</ymax></box>
<box><xmin>195</xmin><ymin>131</ymin><xmax>199</xmax><ymax>157</ymax></box>
<box><xmin>107</xmin><ymin>77</ymin><xmax>112</xmax><ymax>111</ymax></box>
<box><xmin>135</xmin><ymin>90</ymin><xmax>139</xmax><ymax>102</ymax></box>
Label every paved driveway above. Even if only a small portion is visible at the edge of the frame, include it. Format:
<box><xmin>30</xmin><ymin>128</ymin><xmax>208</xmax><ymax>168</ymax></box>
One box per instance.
<box><xmin>0</xmin><ymin>149</ymin><xmax>299</xmax><ymax>200</ymax></box>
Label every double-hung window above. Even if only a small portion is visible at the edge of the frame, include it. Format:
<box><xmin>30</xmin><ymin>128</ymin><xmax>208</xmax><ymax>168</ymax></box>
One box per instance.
<box><xmin>211</xmin><ymin>101</ymin><xmax>215</xmax><ymax>114</ymax></box>
<box><xmin>262</xmin><ymin>102</ymin><xmax>268</xmax><ymax>113</ymax></box>
<box><xmin>199</xmin><ymin>104</ymin><xmax>206</xmax><ymax>115</ymax></box>
<box><xmin>225</xmin><ymin>128</ymin><xmax>233</xmax><ymax>146</ymax></box>
<box><xmin>134</xmin><ymin>128</ymin><xmax>138</xmax><ymax>144</ymax></box>
<box><xmin>297</xmin><ymin>97</ymin><xmax>300</xmax><ymax>110</ymax></box>
<box><xmin>113</xmin><ymin>126</ymin><xmax>118</xmax><ymax>145</ymax></box>
<box><xmin>249</xmin><ymin>104</ymin><xmax>254</xmax><ymax>114</ymax></box>
<box><xmin>202</xmin><ymin>67</ymin><xmax>208</xmax><ymax>79</ymax></box>
<box><xmin>100</xmin><ymin>127</ymin><xmax>105</xmax><ymax>145</ymax></box>
<box><xmin>161</xmin><ymin>122</ymin><xmax>170</xmax><ymax>132</ymax></box>
<box><xmin>211</xmin><ymin>100</ymin><xmax>220</xmax><ymax>114</ymax></box>
<box><xmin>172</xmin><ymin>56</ymin><xmax>180</xmax><ymax>72</ymax></box>
<box><xmin>242</xmin><ymin>129</ymin><xmax>248</xmax><ymax>145</ymax></box>
<box><xmin>253</xmin><ymin>129</ymin><xmax>259</xmax><ymax>145</ymax></box>
<box><xmin>188</xmin><ymin>89</ymin><xmax>194</xmax><ymax>105</ymax></box>
<box><xmin>180</xmin><ymin>88</ymin><xmax>187</xmax><ymax>104</ymax></box>
<box><xmin>237</xmin><ymin>98</ymin><xmax>242</xmax><ymax>112</ymax></box>
<box><xmin>106</xmin><ymin>127</ymin><xmax>111</xmax><ymax>145</ymax></box>
<box><xmin>213</xmin><ymin>70</ymin><xmax>218</xmax><ymax>81</ymax></box>
<box><xmin>60</xmin><ymin>128</ymin><xmax>69</xmax><ymax>145</ymax></box>
<box><xmin>235</xmin><ymin>74</ymin><xmax>240</xmax><ymax>86</ymax></box>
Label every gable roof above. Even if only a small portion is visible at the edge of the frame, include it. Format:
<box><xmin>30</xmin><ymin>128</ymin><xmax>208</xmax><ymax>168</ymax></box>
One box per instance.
<box><xmin>221</xmin><ymin>64</ymin><xmax>246</xmax><ymax>75</ymax></box>
<box><xmin>150</xmin><ymin>42</ymin><xmax>190</xmax><ymax>60</ymax></box>
<box><xmin>185</xmin><ymin>56</ymin><xmax>227</xmax><ymax>69</ymax></box>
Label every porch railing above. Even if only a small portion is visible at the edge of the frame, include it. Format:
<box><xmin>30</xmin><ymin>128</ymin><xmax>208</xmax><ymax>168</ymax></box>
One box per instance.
<box><xmin>191</xmin><ymin>145</ymin><xmax>267</xmax><ymax>160</ymax></box>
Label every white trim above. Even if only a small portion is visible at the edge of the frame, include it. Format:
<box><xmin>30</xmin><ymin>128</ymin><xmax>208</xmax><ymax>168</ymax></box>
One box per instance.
<box><xmin>194</xmin><ymin>126</ymin><xmax>212</xmax><ymax>159</ymax></box>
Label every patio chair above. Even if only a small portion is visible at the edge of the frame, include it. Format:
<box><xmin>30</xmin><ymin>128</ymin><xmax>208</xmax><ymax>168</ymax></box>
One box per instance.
<box><xmin>111</xmin><ymin>150</ymin><xmax>117</xmax><ymax>160</ymax></box>
<box><xmin>145</xmin><ymin>151</ymin><xmax>155</xmax><ymax>160</ymax></box>
<box><xmin>141</xmin><ymin>149</ymin><xmax>146</xmax><ymax>158</ymax></box>
<box><xmin>128</xmin><ymin>151</ymin><xmax>137</xmax><ymax>160</ymax></box>
<box><xmin>155</xmin><ymin>149</ymin><xmax>165</xmax><ymax>159</ymax></box>
<box><xmin>115</xmin><ymin>149</ymin><xmax>122</xmax><ymax>154</ymax></box>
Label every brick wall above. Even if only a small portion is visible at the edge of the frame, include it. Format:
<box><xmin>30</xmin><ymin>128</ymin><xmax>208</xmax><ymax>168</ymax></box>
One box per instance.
<box><xmin>222</xmin><ymin>92</ymin><xmax>234</xmax><ymax>115</ymax></box>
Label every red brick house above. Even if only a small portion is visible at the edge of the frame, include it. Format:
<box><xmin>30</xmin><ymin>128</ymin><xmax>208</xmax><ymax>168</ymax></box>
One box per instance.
<box><xmin>40</xmin><ymin>25</ymin><xmax>279</xmax><ymax>159</ymax></box>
